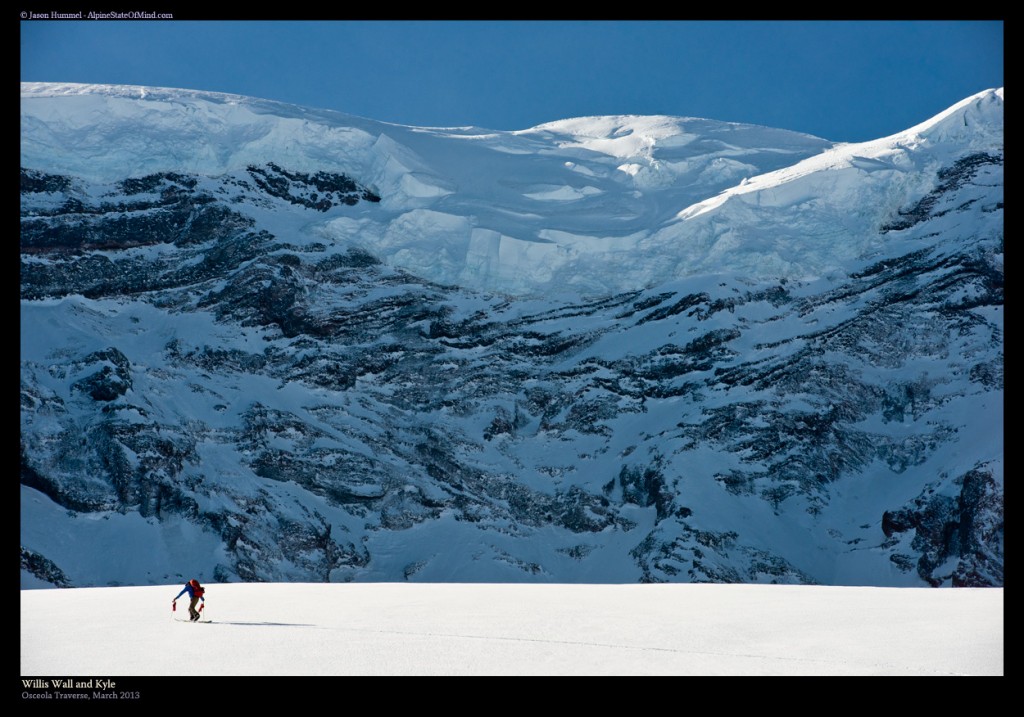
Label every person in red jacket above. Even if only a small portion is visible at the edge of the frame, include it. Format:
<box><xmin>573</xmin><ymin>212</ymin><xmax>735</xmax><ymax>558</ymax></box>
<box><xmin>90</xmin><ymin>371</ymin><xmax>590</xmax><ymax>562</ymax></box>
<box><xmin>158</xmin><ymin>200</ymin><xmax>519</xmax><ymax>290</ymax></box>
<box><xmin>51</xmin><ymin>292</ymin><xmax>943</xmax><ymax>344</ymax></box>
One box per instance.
<box><xmin>173</xmin><ymin>579</ymin><xmax>206</xmax><ymax>621</ymax></box>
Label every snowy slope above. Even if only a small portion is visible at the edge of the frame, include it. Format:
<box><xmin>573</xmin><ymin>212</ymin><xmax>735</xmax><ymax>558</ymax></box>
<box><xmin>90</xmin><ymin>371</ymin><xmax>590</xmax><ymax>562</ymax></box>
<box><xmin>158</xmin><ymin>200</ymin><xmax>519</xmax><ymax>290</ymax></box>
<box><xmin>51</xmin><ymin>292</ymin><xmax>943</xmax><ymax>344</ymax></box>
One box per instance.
<box><xmin>20</xmin><ymin>583</ymin><xmax>1004</xmax><ymax>676</ymax></box>
<box><xmin>21</xmin><ymin>82</ymin><xmax>833</xmax><ymax>296</ymax></box>
<box><xmin>20</xmin><ymin>84</ymin><xmax>1003</xmax><ymax>590</ymax></box>
<box><xmin>663</xmin><ymin>88</ymin><xmax>1005</xmax><ymax>279</ymax></box>
<box><xmin>20</xmin><ymin>83</ymin><xmax>1002</xmax><ymax>296</ymax></box>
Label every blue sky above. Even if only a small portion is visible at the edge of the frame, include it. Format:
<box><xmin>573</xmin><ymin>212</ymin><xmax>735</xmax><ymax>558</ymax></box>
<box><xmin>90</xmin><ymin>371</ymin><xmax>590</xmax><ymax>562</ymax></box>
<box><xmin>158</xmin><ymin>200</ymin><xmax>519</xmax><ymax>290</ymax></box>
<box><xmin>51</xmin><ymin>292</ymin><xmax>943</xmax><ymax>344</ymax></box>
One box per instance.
<box><xmin>20</xmin><ymin>20</ymin><xmax>1003</xmax><ymax>142</ymax></box>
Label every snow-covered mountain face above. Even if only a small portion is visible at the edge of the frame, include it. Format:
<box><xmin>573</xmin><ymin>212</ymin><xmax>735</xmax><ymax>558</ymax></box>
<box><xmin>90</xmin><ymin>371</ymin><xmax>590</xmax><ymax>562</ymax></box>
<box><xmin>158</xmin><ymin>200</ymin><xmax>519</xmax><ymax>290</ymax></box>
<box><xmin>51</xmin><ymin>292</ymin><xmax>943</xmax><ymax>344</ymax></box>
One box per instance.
<box><xmin>20</xmin><ymin>83</ymin><xmax>1003</xmax><ymax>588</ymax></box>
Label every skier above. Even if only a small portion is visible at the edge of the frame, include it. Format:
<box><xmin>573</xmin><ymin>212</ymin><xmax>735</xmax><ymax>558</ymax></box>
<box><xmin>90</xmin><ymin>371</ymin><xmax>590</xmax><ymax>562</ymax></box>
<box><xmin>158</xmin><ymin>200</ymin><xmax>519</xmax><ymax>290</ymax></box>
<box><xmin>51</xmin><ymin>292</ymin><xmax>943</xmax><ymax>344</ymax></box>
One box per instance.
<box><xmin>173</xmin><ymin>579</ymin><xmax>206</xmax><ymax>621</ymax></box>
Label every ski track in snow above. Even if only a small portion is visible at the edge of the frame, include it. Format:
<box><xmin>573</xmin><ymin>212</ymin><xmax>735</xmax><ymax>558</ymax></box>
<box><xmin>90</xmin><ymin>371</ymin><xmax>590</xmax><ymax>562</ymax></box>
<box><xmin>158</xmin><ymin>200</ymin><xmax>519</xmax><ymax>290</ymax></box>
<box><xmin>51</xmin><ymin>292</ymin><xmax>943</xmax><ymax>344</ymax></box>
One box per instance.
<box><xmin>300</xmin><ymin>624</ymin><xmax>972</xmax><ymax>676</ymax></box>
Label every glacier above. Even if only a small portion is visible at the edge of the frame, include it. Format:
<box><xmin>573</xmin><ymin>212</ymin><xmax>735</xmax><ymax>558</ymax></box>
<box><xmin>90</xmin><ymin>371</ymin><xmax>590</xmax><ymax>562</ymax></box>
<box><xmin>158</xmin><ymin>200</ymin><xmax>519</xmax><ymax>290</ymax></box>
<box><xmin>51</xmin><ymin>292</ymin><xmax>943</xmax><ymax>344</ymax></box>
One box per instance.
<box><xmin>20</xmin><ymin>83</ymin><xmax>1003</xmax><ymax>589</ymax></box>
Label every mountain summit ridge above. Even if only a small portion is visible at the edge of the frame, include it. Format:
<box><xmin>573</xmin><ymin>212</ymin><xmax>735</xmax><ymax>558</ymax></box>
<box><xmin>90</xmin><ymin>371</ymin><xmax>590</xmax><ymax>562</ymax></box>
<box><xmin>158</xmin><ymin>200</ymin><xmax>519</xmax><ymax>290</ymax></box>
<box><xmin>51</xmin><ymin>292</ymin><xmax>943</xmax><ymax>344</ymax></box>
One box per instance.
<box><xmin>21</xmin><ymin>83</ymin><xmax>1002</xmax><ymax>296</ymax></box>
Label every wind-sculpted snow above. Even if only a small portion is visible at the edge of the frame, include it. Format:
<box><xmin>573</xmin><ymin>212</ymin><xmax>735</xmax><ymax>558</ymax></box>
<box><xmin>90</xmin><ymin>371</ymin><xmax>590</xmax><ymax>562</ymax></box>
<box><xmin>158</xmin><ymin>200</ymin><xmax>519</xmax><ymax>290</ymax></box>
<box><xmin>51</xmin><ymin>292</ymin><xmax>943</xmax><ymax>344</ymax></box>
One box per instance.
<box><xmin>20</xmin><ymin>84</ymin><xmax>1002</xmax><ymax>588</ymax></box>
